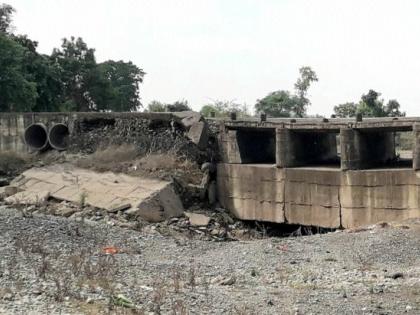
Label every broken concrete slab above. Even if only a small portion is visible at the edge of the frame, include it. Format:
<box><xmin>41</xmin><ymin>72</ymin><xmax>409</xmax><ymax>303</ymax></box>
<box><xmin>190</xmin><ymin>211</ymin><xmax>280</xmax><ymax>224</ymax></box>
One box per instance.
<box><xmin>185</xmin><ymin>212</ymin><xmax>211</xmax><ymax>226</ymax></box>
<box><xmin>9</xmin><ymin>164</ymin><xmax>184</xmax><ymax>222</ymax></box>
<box><xmin>5</xmin><ymin>190</ymin><xmax>50</xmax><ymax>205</ymax></box>
<box><xmin>0</xmin><ymin>186</ymin><xmax>19</xmax><ymax>200</ymax></box>
<box><xmin>172</xmin><ymin>111</ymin><xmax>202</xmax><ymax>129</ymax></box>
<box><xmin>187</xmin><ymin>121</ymin><xmax>209</xmax><ymax>149</ymax></box>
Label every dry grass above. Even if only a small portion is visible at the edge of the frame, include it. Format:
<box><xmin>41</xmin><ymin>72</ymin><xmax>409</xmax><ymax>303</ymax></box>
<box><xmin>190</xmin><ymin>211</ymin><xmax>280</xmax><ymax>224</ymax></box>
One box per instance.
<box><xmin>74</xmin><ymin>144</ymin><xmax>202</xmax><ymax>185</ymax></box>
<box><xmin>76</xmin><ymin>144</ymin><xmax>139</xmax><ymax>172</ymax></box>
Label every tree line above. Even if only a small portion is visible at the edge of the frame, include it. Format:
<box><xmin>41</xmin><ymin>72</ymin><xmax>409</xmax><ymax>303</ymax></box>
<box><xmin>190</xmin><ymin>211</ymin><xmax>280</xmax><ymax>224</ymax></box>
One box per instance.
<box><xmin>0</xmin><ymin>3</ymin><xmax>406</xmax><ymax>118</ymax></box>
<box><xmin>0</xmin><ymin>3</ymin><xmax>144</xmax><ymax>112</ymax></box>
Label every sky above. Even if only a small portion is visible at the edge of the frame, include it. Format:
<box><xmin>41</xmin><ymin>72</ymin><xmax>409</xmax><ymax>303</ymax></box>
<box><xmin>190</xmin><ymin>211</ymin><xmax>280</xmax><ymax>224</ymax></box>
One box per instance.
<box><xmin>6</xmin><ymin>0</ymin><xmax>420</xmax><ymax>115</ymax></box>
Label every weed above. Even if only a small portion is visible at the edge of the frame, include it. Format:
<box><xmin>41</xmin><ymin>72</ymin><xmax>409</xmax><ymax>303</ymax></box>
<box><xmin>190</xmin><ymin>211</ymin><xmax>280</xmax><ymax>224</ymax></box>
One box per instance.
<box><xmin>172</xmin><ymin>268</ymin><xmax>181</xmax><ymax>293</ymax></box>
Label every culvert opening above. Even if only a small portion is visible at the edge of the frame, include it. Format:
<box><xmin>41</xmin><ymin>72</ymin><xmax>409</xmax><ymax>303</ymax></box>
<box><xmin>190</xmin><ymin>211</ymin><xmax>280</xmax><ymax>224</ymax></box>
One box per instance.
<box><xmin>242</xmin><ymin>221</ymin><xmax>337</xmax><ymax>237</ymax></box>
<box><xmin>49</xmin><ymin>124</ymin><xmax>69</xmax><ymax>150</ymax></box>
<box><xmin>24</xmin><ymin>123</ymin><xmax>49</xmax><ymax>151</ymax></box>
<box><xmin>355</xmin><ymin>128</ymin><xmax>413</xmax><ymax>169</ymax></box>
<box><xmin>235</xmin><ymin>128</ymin><xmax>276</xmax><ymax>164</ymax></box>
<box><xmin>290</xmin><ymin>130</ymin><xmax>341</xmax><ymax>167</ymax></box>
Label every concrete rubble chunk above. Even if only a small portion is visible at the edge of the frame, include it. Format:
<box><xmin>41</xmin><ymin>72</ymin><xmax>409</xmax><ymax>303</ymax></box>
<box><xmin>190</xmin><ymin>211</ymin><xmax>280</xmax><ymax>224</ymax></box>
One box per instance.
<box><xmin>0</xmin><ymin>186</ymin><xmax>19</xmax><ymax>200</ymax></box>
<box><xmin>9</xmin><ymin>164</ymin><xmax>184</xmax><ymax>222</ymax></box>
<box><xmin>187</xmin><ymin>121</ymin><xmax>209</xmax><ymax>149</ymax></box>
<box><xmin>5</xmin><ymin>190</ymin><xmax>50</xmax><ymax>205</ymax></box>
<box><xmin>172</xmin><ymin>111</ymin><xmax>202</xmax><ymax>129</ymax></box>
<box><xmin>185</xmin><ymin>212</ymin><xmax>211</xmax><ymax>226</ymax></box>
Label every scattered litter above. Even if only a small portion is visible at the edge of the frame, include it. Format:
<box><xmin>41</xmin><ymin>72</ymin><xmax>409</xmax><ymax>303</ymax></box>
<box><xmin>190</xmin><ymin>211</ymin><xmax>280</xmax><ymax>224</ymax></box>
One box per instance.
<box><xmin>102</xmin><ymin>246</ymin><xmax>119</xmax><ymax>255</ymax></box>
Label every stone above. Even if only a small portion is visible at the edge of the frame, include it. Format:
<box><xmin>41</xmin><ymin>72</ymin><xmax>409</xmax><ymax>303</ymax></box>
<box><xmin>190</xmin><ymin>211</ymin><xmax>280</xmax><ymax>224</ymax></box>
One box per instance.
<box><xmin>185</xmin><ymin>212</ymin><xmax>211</xmax><ymax>226</ymax></box>
<box><xmin>219</xmin><ymin>275</ymin><xmax>236</xmax><ymax>286</ymax></box>
<box><xmin>55</xmin><ymin>206</ymin><xmax>76</xmax><ymax>218</ymax></box>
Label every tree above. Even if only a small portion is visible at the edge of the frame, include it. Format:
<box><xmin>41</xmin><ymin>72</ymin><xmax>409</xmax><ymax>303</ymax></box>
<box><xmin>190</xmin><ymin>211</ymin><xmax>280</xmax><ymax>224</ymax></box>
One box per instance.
<box><xmin>255</xmin><ymin>90</ymin><xmax>302</xmax><ymax>117</ymax></box>
<box><xmin>385</xmin><ymin>99</ymin><xmax>405</xmax><ymax>117</ymax></box>
<box><xmin>293</xmin><ymin>66</ymin><xmax>318</xmax><ymax>117</ymax></box>
<box><xmin>147</xmin><ymin>100</ymin><xmax>166</xmax><ymax>112</ymax></box>
<box><xmin>51</xmin><ymin>37</ymin><xmax>98</xmax><ymax>111</ymax></box>
<box><xmin>254</xmin><ymin>66</ymin><xmax>318</xmax><ymax>118</ymax></box>
<box><xmin>147</xmin><ymin>99</ymin><xmax>192</xmax><ymax>112</ymax></box>
<box><xmin>0</xmin><ymin>3</ymin><xmax>14</xmax><ymax>34</ymax></box>
<box><xmin>0</xmin><ymin>34</ymin><xmax>37</xmax><ymax>111</ymax></box>
<box><xmin>165</xmin><ymin>100</ymin><xmax>191</xmax><ymax>112</ymax></box>
<box><xmin>333</xmin><ymin>102</ymin><xmax>357</xmax><ymax>118</ymax></box>
<box><xmin>200</xmin><ymin>100</ymin><xmax>249</xmax><ymax>118</ymax></box>
<box><xmin>95</xmin><ymin>60</ymin><xmax>145</xmax><ymax>111</ymax></box>
<box><xmin>12</xmin><ymin>35</ymin><xmax>63</xmax><ymax>112</ymax></box>
<box><xmin>357</xmin><ymin>89</ymin><xmax>386</xmax><ymax>117</ymax></box>
<box><xmin>333</xmin><ymin>90</ymin><xmax>405</xmax><ymax>118</ymax></box>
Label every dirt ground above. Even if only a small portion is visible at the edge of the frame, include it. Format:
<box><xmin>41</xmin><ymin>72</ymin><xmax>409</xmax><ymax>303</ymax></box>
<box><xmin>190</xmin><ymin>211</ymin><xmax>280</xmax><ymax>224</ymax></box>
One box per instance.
<box><xmin>0</xmin><ymin>207</ymin><xmax>419</xmax><ymax>315</ymax></box>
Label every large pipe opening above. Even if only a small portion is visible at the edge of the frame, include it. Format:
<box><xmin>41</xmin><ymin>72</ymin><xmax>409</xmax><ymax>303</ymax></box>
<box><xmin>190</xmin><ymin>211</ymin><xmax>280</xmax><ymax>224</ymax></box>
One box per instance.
<box><xmin>24</xmin><ymin>123</ymin><xmax>49</xmax><ymax>151</ymax></box>
<box><xmin>48</xmin><ymin>123</ymin><xmax>69</xmax><ymax>151</ymax></box>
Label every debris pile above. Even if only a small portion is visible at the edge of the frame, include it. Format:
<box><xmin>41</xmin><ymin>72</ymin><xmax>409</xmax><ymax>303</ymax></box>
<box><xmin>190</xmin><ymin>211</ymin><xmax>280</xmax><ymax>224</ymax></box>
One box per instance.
<box><xmin>69</xmin><ymin>112</ymin><xmax>216</xmax><ymax>165</ymax></box>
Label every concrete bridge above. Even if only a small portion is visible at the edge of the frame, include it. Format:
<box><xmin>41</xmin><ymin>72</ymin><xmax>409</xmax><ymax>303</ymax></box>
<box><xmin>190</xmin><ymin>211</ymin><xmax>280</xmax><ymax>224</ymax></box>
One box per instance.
<box><xmin>1</xmin><ymin>112</ymin><xmax>420</xmax><ymax>228</ymax></box>
<box><xmin>217</xmin><ymin>116</ymin><xmax>420</xmax><ymax>228</ymax></box>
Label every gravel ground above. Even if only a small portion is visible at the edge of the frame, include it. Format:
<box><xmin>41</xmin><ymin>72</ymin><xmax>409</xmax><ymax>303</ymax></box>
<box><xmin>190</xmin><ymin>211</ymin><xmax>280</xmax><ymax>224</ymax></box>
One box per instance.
<box><xmin>0</xmin><ymin>206</ymin><xmax>419</xmax><ymax>314</ymax></box>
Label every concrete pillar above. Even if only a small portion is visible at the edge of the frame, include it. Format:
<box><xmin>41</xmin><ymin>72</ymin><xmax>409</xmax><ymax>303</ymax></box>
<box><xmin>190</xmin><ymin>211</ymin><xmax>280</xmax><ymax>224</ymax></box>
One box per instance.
<box><xmin>413</xmin><ymin>124</ymin><xmax>420</xmax><ymax>170</ymax></box>
<box><xmin>276</xmin><ymin>128</ymin><xmax>294</xmax><ymax>167</ymax></box>
<box><xmin>340</xmin><ymin>128</ymin><xmax>361</xmax><ymax>170</ymax></box>
<box><xmin>220</xmin><ymin>129</ymin><xmax>242</xmax><ymax>163</ymax></box>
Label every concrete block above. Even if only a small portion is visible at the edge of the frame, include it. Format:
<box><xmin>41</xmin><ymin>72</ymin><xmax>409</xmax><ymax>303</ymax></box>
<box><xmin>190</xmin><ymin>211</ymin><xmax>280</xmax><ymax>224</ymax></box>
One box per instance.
<box><xmin>187</xmin><ymin>121</ymin><xmax>209</xmax><ymax>149</ymax></box>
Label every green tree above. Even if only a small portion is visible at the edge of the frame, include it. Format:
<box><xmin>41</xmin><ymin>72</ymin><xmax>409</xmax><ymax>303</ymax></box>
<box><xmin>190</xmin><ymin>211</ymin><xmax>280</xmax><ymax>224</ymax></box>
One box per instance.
<box><xmin>51</xmin><ymin>36</ymin><xmax>98</xmax><ymax>111</ymax></box>
<box><xmin>165</xmin><ymin>99</ymin><xmax>191</xmax><ymax>112</ymax></box>
<box><xmin>255</xmin><ymin>90</ymin><xmax>302</xmax><ymax>117</ymax></box>
<box><xmin>333</xmin><ymin>102</ymin><xmax>357</xmax><ymax>118</ymax></box>
<box><xmin>147</xmin><ymin>99</ymin><xmax>192</xmax><ymax>112</ymax></box>
<box><xmin>254</xmin><ymin>66</ymin><xmax>318</xmax><ymax>118</ymax></box>
<box><xmin>357</xmin><ymin>89</ymin><xmax>386</xmax><ymax>117</ymax></box>
<box><xmin>333</xmin><ymin>90</ymin><xmax>405</xmax><ymax>118</ymax></box>
<box><xmin>0</xmin><ymin>3</ymin><xmax>14</xmax><ymax>34</ymax></box>
<box><xmin>12</xmin><ymin>35</ymin><xmax>63</xmax><ymax>111</ymax></box>
<box><xmin>200</xmin><ymin>100</ymin><xmax>249</xmax><ymax>118</ymax></box>
<box><xmin>0</xmin><ymin>34</ymin><xmax>37</xmax><ymax>111</ymax></box>
<box><xmin>147</xmin><ymin>100</ymin><xmax>166</xmax><ymax>112</ymax></box>
<box><xmin>385</xmin><ymin>99</ymin><xmax>405</xmax><ymax>117</ymax></box>
<box><xmin>95</xmin><ymin>60</ymin><xmax>145</xmax><ymax>111</ymax></box>
<box><xmin>293</xmin><ymin>66</ymin><xmax>318</xmax><ymax>117</ymax></box>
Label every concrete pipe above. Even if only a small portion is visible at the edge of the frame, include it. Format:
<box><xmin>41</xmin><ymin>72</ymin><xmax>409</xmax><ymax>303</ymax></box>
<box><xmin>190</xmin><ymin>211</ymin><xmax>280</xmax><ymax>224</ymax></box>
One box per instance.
<box><xmin>48</xmin><ymin>123</ymin><xmax>69</xmax><ymax>151</ymax></box>
<box><xmin>24</xmin><ymin>123</ymin><xmax>49</xmax><ymax>151</ymax></box>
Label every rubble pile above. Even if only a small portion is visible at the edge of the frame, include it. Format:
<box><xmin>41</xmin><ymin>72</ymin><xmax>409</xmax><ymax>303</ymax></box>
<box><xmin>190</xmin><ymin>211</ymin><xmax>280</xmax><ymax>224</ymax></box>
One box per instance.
<box><xmin>69</xmin><ymin>113</ymin><xmax>218</xmax><ymax>165</ymax></box>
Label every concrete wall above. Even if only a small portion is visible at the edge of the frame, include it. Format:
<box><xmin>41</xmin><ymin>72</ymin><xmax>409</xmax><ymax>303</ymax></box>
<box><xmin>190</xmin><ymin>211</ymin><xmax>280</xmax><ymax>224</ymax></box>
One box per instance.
<box><xmin>217</xmin><ymin>164</ymin><xmax>285</xmax><ymax>223</ymax></box>
<box><xmin>0</xmin><ymin>113</ymin><xmax>74</xmax><ymax>153</ymax></box>
<box><xmin>0</xmin><ymin>112</ymin><xmax>190</xmax><ymax>154</ymax></box>
<box><xmin>218</xmin><ymin>164</ymin><xmax>420</xmax><ymax>228</ymax></box>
